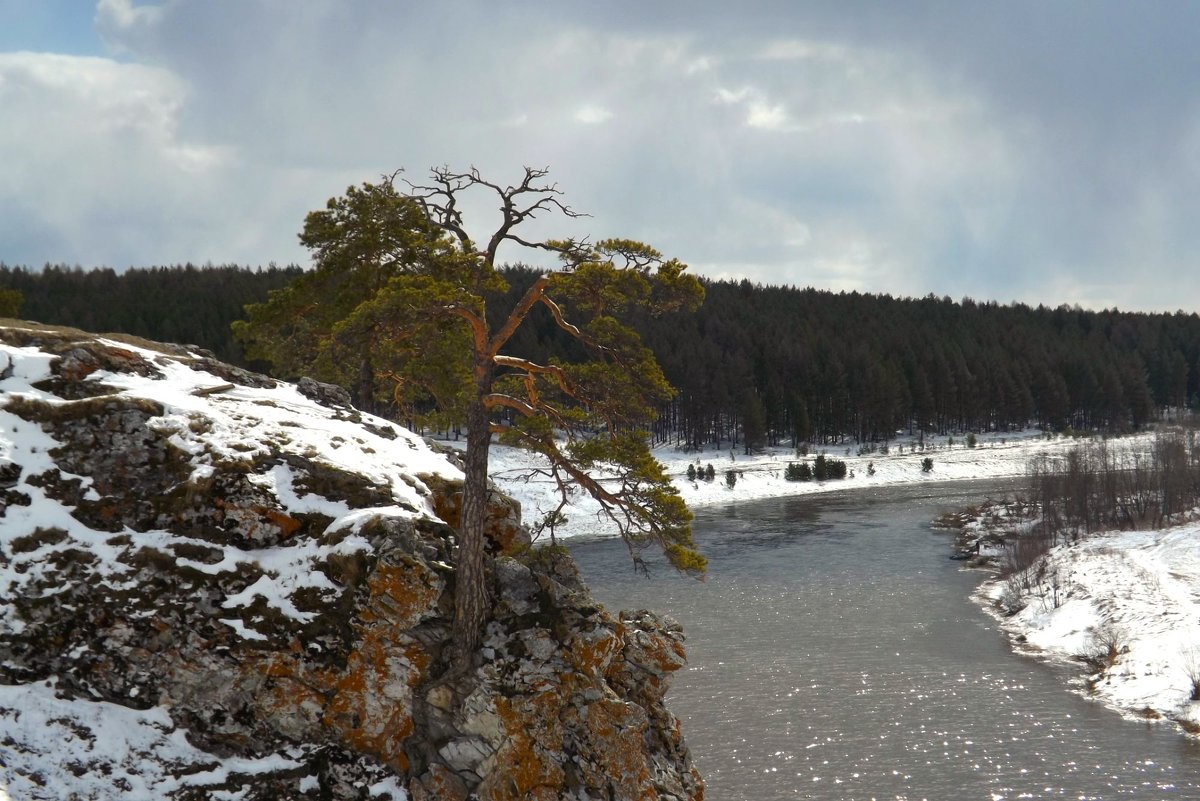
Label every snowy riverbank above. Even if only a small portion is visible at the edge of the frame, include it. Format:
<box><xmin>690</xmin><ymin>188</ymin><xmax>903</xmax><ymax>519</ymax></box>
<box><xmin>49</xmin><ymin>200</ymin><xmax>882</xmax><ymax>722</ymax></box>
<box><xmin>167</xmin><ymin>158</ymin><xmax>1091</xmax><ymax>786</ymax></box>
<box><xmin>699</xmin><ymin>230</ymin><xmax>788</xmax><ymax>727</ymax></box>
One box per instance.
<box><xmin>975</xmin><ymin>523</ymin><xmax>1200</xmax><ymax>736</ymax></box>
<box><xmin>475</xmin><ymin>429</ymin><xmax>1131</xmax><ymax>541</ymax></box>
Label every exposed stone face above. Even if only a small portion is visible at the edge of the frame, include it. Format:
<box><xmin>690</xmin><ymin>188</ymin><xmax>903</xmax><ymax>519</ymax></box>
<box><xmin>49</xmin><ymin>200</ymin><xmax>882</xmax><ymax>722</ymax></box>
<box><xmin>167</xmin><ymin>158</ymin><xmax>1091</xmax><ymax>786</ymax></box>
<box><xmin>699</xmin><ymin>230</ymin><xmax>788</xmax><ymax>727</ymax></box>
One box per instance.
<box><xmin>424</xmin><ymin>471</ymin><xmax>529</xmax><ymax>555</ymax></box>
<box><xmin>0</xmin><ymin>322</ymin><xmax>702</xmax><ymax>800</ymax></box>
<box><xmin>296</xmin><ymin>376</ymin><xmax>354</xmax><ymax>409</ymax></box>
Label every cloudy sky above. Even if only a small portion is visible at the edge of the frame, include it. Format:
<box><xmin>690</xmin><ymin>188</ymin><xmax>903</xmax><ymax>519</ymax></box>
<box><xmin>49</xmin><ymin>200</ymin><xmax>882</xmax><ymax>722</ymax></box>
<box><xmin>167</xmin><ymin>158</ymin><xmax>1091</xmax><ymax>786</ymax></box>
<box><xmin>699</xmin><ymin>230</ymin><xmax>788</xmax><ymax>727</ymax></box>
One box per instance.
<box><xmin>2</xmin><ymin>1</ymin><xmax>1199</xmax><ymax>312</ymax></box>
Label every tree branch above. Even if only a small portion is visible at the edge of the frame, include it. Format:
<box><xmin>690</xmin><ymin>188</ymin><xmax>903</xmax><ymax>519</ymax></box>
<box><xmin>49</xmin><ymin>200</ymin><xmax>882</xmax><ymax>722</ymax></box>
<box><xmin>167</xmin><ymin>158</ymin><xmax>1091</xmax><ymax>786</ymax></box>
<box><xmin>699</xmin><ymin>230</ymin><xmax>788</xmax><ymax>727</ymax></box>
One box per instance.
<box><xmin>407</xmin><ymin>166</ymin><xmax>589</xmax><ymax>269</ymax></box>
<box><xmin>445</xmin><ymin>306</ymin><xmax>490</xmax><ymax>357</ymax></box>
<box><xmin>489</xmin><ymin>275</ymin><xmax>549</xmax><ymax>358</ymax></box>
<box><xmin>483</xmin><ymin>393</ymin><xmax>537</xmax><ymax>416</ymax></box>
<box><xmin>537</xmin><ymin>294</ymin><xmax>587</xmax><ymax>340</ymax></box>
<box><xmin>493</xmin><ymin>354</ymin><xmax>575</xmax><ymax>397</ymax></box>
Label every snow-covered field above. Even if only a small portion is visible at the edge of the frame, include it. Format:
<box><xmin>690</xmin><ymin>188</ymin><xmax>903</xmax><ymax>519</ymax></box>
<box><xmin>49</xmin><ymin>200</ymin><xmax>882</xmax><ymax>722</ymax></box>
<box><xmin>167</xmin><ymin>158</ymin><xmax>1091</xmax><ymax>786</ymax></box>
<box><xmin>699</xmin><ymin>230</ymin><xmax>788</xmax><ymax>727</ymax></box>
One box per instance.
<box><xmin>976</xmin><ymin>523</ymin><xmax>1200</xmax><ymax>736</ymax></box>
<box><xmin>477</xmin><ymin>430</ymin><xmax>1123</xmax><ymax>541</ymax></box>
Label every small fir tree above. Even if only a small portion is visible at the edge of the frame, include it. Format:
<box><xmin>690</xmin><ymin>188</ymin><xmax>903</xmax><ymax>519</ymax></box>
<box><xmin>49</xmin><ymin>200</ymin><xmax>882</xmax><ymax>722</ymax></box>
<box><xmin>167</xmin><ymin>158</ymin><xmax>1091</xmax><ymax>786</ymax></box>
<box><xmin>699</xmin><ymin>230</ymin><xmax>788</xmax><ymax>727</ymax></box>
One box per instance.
<box><xmin>814</xmin><ymin>453</ymin><xmax>829</xmax><ymax>481</ymax></box>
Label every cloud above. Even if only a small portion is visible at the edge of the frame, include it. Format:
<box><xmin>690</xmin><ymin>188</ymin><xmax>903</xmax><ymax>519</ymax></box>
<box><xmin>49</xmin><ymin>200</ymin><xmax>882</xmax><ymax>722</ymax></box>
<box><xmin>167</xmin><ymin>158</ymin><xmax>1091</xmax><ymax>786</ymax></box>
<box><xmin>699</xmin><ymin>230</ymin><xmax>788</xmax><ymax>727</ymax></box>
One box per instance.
<box><xmin>1</xmin><ymin>1</ymin><xmax>1199</xmax><ymax>312</ymax></box>
<box><xmin>0</xmin><ymin>51</ymin><xmax>241</xmax><ymax>265</ymax></box>
<box><xmin>94</xmin><ymin>0</ymin><xmax>164</xmax><ymax>51</ymax></box>
<box><xmin>745</xmin><ymin>101</ymin><xmax>788</xmax><ymax>130</ymax></box>
<box><xmin>574</xmin><ymin>104</ymin><xmax>613</xmax><ymax>124</ymax></box>
<box><xmin>756</xmin><ymin>39</ymin><xmax>850</xmax><ymax>63</ymax></box>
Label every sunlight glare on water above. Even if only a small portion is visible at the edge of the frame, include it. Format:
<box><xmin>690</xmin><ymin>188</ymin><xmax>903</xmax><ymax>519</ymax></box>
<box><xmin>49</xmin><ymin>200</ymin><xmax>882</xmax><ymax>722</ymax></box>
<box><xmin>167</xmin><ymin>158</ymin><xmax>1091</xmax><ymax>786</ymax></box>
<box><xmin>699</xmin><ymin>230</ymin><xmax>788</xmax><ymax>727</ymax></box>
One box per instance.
<box><xmin>571</xmin><ymin>480</ymin><xmax>1200</xmax><ymax>801</ymax></box>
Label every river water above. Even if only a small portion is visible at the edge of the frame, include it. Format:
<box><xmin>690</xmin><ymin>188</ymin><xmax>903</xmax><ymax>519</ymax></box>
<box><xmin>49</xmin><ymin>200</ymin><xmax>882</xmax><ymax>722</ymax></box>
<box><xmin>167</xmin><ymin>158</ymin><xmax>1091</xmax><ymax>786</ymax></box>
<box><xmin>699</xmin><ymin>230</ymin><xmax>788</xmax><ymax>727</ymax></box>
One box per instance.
<box><xmin>569</xmin><ymin>480</ymin><xmax>1200</xmax><ymax>801</ymax></box>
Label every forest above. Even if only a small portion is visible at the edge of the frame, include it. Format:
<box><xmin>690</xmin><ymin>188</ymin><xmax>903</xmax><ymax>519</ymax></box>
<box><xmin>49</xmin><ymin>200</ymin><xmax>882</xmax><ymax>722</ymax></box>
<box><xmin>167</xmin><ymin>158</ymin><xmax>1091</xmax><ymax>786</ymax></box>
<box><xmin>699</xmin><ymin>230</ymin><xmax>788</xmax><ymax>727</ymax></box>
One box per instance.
<box><xmin>3</xmin><ymin>262</ymin><xmax>1198</xmax><ymax>450</ymax></box>
<box><xmin>0</xmin><ymin>263</ymin><xmax>302</xmax><ymax>365</ymax></box>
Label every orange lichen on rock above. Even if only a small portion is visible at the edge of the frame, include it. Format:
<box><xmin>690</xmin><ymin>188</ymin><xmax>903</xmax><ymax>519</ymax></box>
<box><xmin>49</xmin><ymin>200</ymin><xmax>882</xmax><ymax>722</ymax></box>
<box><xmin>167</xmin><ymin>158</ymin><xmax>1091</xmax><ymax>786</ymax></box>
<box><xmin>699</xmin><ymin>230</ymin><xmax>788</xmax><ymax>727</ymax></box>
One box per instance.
<box><xmin>568</xmin><ymin>619</ymin><xmax>624</xmax><ymax>677</ymax></box>
<box><xmin>356</xmin><ymin>558</ymin><xmax>443</xmax><ymax>630</ymax></box>
<box><xmin>579</xmin><ymin>698</ymin><xmax>655</xmax><ymax>801</ymax></box>
<box><xmin>476</xmin><ymin>691</ymin><xmax>566</xmax><ymax>801</ymax></box>
<box><xmin>256</xmin><ymin>506</ymin><xmax>303</xmax><ymax>538</ymax></box>
<box><xmin>324</xmin><ymin>628</ymin><xmax>429</xmax><ymax>773</ymax></box>
<box><xmin>426</xmin><ymin>478</ymin><xmax>527</xmax><ymax>555</ymax></box>
<box><xmin>323</xmin><ymin>557</ymin><xmax>441</xmax><ymax>772</ymax></box>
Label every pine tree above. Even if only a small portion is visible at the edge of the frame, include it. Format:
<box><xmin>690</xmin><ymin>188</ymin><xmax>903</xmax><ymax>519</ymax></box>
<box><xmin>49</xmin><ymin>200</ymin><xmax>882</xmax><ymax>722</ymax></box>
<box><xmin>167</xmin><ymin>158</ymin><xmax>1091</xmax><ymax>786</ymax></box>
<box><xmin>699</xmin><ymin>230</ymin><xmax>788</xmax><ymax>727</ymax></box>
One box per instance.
<box><xmin>741</xmin><ymin>388</ymin><xmax>767</xmax><ymax>455</ymax></box>
<box><xmin>234</xmin><ymin>167</ymin><xmax>706</xmax><ymax>664</ymax></box>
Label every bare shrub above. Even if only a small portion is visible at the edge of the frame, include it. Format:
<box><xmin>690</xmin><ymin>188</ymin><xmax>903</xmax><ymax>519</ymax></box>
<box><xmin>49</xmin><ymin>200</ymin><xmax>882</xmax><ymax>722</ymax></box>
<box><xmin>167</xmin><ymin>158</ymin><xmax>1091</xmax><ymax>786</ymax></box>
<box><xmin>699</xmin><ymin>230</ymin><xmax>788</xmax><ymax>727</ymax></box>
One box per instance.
<box><xmin>1001</xmin><ymin>530</ymin><xmax>1053</xmax><ymax>579</ymax></box>
<box><xmin>1029</xmin><ymin>428</ymin><xmax>1200</xmax><ymax>545</ymax></box>
<box><xmin>1181</xmin><ymin>648</ymin><xmax>1200</xmax><ymax>702</ymax></box>
<box><xmin>996</xmin><ymin>575</ymin><xmax>1026</xmax><ymax>616</ymax></box>
<box><xmin>1079</xmin><ymin>621</ymin><xmax>1125</xmax><ymax>673</ymax></box>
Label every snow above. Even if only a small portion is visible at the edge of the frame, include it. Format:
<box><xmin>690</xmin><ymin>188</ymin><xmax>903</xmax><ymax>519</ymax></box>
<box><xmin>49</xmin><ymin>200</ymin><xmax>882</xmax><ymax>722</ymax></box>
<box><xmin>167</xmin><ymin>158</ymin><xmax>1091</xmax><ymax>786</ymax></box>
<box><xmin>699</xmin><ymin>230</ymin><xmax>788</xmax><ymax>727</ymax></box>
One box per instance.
<box><xmin>92</xmin><ymin>344</ymin><xmax>456</xmax><ymax>503</ymax></box>
<box><xmin>0</xmin><ymin>680</ymin><xmax>304</xmax><ymax>800</ymax></box>
<box><xmin>483</xmin><ymin>424</ymin><xmax>1200</xmax><ymax>738</ymax></box>
<box><xmin>1</xmin><ymin>332</ymin><xmax>460</xmax><ymax>799</ymax></box>
<box><xmin>977</xmin><ymin>522</ymin><xmax>1200</xmax><ymax>734</ymax></box>
<box><xmin>4</xmin><ymin>322</ymin><xmax>1197</xmax><ymax>801</ymax></box>
<box><xmin>249</xmin><ymin>462</ymin><xmax>352</xmax><ymax>518</ymax></box>
<box><xmin>0</xmin><ymin>337</ymin><xmax>462</xmax><ymax>636</ymax></box>
<box><xmin>368</xmin><ymin>776</ymin><xmax>409</xmax><ymax>799</ymax></box>
<box><xmin>479</xmin><ymin>430</ymin><xmax>1139</xmax><ymax>541</ymax></box>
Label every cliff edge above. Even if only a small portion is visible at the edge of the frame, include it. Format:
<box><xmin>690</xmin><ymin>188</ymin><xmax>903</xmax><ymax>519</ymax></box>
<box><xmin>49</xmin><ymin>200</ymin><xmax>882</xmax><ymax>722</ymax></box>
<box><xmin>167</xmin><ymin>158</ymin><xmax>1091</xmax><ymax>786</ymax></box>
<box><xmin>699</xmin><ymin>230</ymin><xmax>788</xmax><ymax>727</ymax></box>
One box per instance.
<box><xmin>0</xmin><ymin>320</ymin><xmax>702</xmax><ymax>801</ymax></box>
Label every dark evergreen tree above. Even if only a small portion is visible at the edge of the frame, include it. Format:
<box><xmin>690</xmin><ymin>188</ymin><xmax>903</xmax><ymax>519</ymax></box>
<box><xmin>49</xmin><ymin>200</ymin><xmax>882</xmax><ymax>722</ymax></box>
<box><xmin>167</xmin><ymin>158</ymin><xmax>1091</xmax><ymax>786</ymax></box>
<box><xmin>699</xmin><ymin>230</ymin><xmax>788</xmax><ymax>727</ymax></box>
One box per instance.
<box><xmin>0</xmin><ymin>287</ymin><xmax>21</xmax><ymax>317</ymax></box>
<box><xmin>741</xmin><ymin>388</ymin><xmax>767</xmax><ymax>455</ymax></box>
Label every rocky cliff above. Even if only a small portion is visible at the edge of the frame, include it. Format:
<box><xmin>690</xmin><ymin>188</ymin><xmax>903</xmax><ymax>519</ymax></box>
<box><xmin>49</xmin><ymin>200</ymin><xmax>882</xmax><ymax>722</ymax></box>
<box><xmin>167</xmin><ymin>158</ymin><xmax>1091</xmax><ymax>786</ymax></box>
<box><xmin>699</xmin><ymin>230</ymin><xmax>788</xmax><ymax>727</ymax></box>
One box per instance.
<box><xmin>0</xmin><ymin>320</ymin><xmax>703</xmax><ymax>801</ymax></box>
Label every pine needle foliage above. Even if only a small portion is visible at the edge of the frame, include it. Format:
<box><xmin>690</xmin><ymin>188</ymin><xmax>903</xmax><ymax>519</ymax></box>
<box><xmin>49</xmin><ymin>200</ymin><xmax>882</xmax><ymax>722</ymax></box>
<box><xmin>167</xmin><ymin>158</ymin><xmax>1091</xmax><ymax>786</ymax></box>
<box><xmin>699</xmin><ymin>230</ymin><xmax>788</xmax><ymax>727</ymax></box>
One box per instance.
<box><xmin>233</xmin><ymin>167</ymin><xmax>706</xmax><ymax>658</ymax></box>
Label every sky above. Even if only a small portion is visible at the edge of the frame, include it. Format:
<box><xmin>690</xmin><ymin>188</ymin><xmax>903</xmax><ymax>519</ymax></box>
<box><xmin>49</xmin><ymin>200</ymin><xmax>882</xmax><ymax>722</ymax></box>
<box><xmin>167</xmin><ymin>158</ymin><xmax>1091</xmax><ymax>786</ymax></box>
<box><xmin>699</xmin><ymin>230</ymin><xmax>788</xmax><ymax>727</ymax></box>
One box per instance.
<box><xmin>1</xmin><ymin>1</ymin><xmax>1199</xmax><ymax>313</ymax></box>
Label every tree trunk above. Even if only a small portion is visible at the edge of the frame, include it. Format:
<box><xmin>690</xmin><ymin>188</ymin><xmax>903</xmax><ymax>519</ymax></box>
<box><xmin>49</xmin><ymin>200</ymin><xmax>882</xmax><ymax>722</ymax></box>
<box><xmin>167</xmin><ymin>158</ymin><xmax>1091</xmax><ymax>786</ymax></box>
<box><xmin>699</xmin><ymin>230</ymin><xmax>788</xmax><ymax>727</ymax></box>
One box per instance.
<box><xmin>452</xmin><ymin>371</ymin><xmax>493</xmax><ymax>666</ymax></box>
<box><xmin>356</xmin><ymin>355</ymin><xmax>374</xmax><ymax>415</ymax></box>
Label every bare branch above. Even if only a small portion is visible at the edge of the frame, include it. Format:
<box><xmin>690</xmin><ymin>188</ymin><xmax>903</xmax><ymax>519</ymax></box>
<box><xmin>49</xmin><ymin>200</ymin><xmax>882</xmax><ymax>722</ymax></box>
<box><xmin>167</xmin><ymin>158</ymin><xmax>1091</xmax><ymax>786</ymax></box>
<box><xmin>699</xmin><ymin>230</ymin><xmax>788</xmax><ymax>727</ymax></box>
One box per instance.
<box><xmin>503</xmin><ymin>234</ymin><xmax>589</xmax><ymax>258</ymax></box>
<box><xmin>538</xmin><ymin>294</ymin><xmax>587</xmax><ymax>340</ymax></box>
<box><xmin>489</xmin><ymin>275</ymin><xmax>549</xmax><ymax>358</ymax></box>
<box><xmin>483</xmin><ymin>393</ymin><xmax>537</xmax><ymax>416</ymax></box>
<box><xmin>404</xmin><ymin>166</ymin><xmax>476</xmax><ymax>251</ymax></box>
<box><xmin>493</xmin><ymin>354</ymin><xmax>575</xmax><ymax>397</ymax></box>
<box><xmin>483</xmin><ymin>166</ymin><xmax>587</xmax><ymax>266</ymax></box>
<box><xmin>406</xmin><ymin>165</ymin><xmax>589</xmax><ymax>269</ymax></box>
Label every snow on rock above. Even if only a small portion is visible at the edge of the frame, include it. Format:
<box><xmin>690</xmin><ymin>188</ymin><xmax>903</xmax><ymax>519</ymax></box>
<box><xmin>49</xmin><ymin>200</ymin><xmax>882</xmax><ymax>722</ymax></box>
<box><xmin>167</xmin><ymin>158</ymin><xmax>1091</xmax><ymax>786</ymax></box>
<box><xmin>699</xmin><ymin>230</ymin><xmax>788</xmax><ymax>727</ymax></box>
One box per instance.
<box><xmin>977</xmin><ymin>521</ymin><xmax>1200</xmax><ymax>735</ymax></box>
<box><xmin>0</xmin><ymin>680</ymin><xmax>308</xmax><ymax>800</ymax></box>
<box><xmin>0</xmin><ymin>321</ymin><xmax>701</xmax><ymax>800</ymax></box>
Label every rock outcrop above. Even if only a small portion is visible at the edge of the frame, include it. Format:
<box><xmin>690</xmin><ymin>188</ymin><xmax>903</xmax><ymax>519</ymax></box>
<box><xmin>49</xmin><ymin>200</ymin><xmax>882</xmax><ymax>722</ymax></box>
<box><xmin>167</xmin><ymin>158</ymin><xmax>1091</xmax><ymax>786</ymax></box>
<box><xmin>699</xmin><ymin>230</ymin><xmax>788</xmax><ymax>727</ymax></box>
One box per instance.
<box><xmin>0</xmin><ymin>321</ymin><xmax>702</xmax><ymax>800</ymax></box>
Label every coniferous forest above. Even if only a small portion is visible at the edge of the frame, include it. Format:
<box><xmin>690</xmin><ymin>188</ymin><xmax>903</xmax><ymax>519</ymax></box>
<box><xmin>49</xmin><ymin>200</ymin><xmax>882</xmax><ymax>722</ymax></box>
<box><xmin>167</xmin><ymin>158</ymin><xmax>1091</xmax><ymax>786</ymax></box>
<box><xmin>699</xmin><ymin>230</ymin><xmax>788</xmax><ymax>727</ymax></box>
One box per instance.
<box><xmin>3</xmin><ymin>263</ymin><xmax>1198</xmax><ymax>450</ymax></box>
<box><xmin>0</xmin><ymin>263</ymin><xmax>302</xmax><ymax>365</ymax></box>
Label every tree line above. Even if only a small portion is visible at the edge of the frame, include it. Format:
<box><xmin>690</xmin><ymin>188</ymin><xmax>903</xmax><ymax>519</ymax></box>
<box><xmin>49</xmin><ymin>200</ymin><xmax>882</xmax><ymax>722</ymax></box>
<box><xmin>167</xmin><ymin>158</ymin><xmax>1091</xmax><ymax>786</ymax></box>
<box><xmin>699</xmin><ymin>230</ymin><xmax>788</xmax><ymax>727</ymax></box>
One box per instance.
<box><xmin>0</xmin><ymin>263</ymin><xmax>302</xmax><ymax>365</ymax></box>
<box><xmin>3</xmin><ymin>262</ymin><xmax>1198</xmax><ymax>448</ymax></box>
<box><xmin>487</xmin><ymin>269</ymin><xmax>1200</xmax><ymax>449</ymax></box>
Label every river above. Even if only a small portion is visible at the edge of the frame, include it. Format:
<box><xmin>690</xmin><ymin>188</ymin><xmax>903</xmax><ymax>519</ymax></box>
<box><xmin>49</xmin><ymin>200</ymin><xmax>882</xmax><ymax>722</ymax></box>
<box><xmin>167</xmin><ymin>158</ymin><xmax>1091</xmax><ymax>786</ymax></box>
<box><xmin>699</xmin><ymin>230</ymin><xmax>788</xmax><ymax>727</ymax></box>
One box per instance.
<box><xmin>569</xmin><ymin>480</ymin><xmax>1200</xmax><ymax>800</ymax></box>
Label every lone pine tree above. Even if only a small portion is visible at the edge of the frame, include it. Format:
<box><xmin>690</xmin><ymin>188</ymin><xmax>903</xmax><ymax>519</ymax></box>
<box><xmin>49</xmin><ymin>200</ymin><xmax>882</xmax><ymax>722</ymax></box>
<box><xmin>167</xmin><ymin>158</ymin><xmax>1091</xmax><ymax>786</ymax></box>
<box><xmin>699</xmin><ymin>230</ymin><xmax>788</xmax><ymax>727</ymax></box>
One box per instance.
<box><xmin>235</xmin><ymin>166</ymin><xmax>706</xmax><ymax>662</ymax></box>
